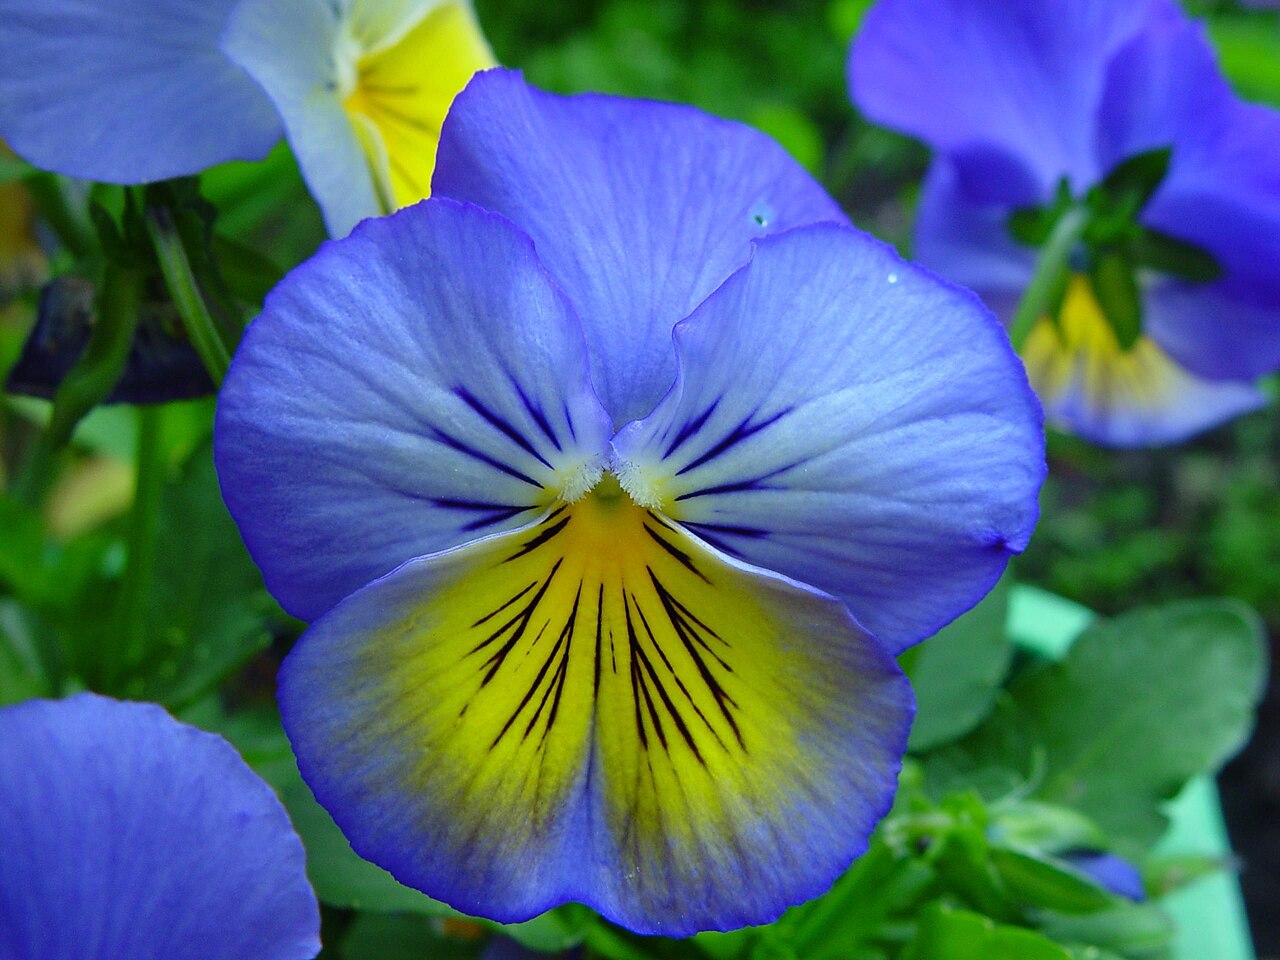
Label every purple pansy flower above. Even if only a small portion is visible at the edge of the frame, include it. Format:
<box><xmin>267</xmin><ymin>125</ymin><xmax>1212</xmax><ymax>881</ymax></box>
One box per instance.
<box><xmin>0</xmin><ymin>694</ymin><xmax>320</xmax><ymax>960</ymax></box>
<box><xmin>851</xmin><ymin>0</ymin><xmax>1280</xmax><ymax>446</ymax></box>
<box><xmin>215</xmin><ymin>69</ymin><xmax>1044</xmax><ymax>934</ymax></box>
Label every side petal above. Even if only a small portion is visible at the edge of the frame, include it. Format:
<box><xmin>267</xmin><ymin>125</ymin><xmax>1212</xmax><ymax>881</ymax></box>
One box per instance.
<box><xmin>1146</xmin><ymin>280</ymin><xmax>1280</xmax><ymax>383</ymax></box>
<box><xmin>280</xmin><ymin>489</ymin><xmax>912</xmax><ymax>935</ymax></box>
<box><xmin>222</xmin><ymin>0</ymin><xmax>381</xmax><ymax>237</ymax></box>
<box><xmin>1098</xmin><ymin>13</ymin><xmax>1280</xmax><ymax>375</ymax></box>
<box><xmin>215</xmin><ymin>199</ymin><xmax>612</xmax><ymax>622</ymax></box>
<box><xmin>1020</xmin><ymin>277</ymin><xmax>1266</xmax><ymax>447</ymax></box>
<box><xmin>849</xmin><ymin>0</ymin><xmax>1175</xmax><ymax>195</ymax></box>
<box><xmin>433</xmin><ymin>69</ymin><xmax>848</xmax><ymax>426</ymax></box>
<box><xmin>611</xmin><ymin>224</ymin><xmax>1045</xmax><ymax>654</ymax></box>
<box><xmin>0</xmin><ymin>694</ymin><xmax>319</xmax><ymax>960</ymax></box>
<box><xmin>0</xmin><ymin>0</ymin><xmax>281</xmax><ymax>182</ymax></box>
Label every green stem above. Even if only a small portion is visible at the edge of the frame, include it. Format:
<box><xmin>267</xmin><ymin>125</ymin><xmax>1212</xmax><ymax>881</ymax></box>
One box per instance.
<box><xmin>1008</xmin><ymin>205</ymin><xmax>1090</xmax><ymax>352</ymax></box>
<box><xmin>146</xmin><ymin>205</ymin><xmax>233</xmax><ymax>384</ymax></box>
<box><xmin>44</xmin><ymin>261</ymin><xmax>142</xmax><ymax>449</ymax></box>
<box><xmin>25</xmin><ymin>173</ymin><xmax>95</xmax><ymax>259</ymax></box>
<box><xmin>114</xmin><ymin>404</ymin><xmax>165</xmax><ymax>689</ymax></box>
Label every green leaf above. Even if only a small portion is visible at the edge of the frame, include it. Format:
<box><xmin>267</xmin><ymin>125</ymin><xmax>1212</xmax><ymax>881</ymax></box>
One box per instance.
<box><xmin>0</xmin><ymin>600</ymin><xmax>49</xmax><ymax>706</ymax></box>
<box><xmin>0</xmin><ymin>155</ymin><xmax>36</xmax><ymax>186</ymax></box>
<box><xmin>946</xmin><ymin>601</ymin><xmax>1266</xmax><ymax>850</ymax></box>
<box><xmin>1211</xmin><ymin>15</ymin><xmax>1280</xmax><ymax>108</ymax></box>
<box><xmin>906</xmin><ymin>576</ymin><xmax>1011</xmax><ymax>751</ymax></box>
<box><xmin>1038</xmin><ymin>902</ymin><xmax>1175</xmax><ymax>958</ymax></box>
<box><xmin>131</xmin><ymin>441</ymin><xmax>275</xmax><ymax>707</ymax></box>
<box><xmin>1134</xmin><ymin>229</ymin><xmax>1224</xmax><ymax>284</ymax></box>
<box><xmin>340</xmin><ymin>915</ymin><xmax>483</xmax><ymax>960</ymax></box>
<box><xmin>988</xmin><ymin>848</ymin><xmax>1113</xmax><ymax>915</ymax></box>
<box><xmin>902</xmin><ymin>902</ymin><xmax>1073</xmax><ymax>960</ymax></box>
<box><xmin>1095</xmin><ymin>148</ymin><xmax>1173</xmax><ymax>213</ymax></box>
<box><xmin>1087</xmin><ymin>251</ymin><xmax>1142</xmax><ymax>351</ymax></box>
<box><xmin>988</xmin><ymin>801</ymin><xmax>1108</xmax><ymax>856</ymax></box>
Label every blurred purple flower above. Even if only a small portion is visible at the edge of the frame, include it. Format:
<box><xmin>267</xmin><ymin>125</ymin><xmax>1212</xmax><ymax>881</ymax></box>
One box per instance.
<box><xmin>850</xmin><ymin>0</ymin><xmax>1280</xmax><ymax>446</ymax></box>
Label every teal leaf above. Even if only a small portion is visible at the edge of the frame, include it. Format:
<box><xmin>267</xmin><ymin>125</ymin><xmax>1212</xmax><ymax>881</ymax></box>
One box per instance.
<box><xmin>934</xmin><ymin>601</ymin><xmax>1266</xmax><ymax>851</ymax></box>
<box><xmin>906</xmin><ymin>576</ymin><xmax>1011</xmax><ymax>751</ymax></box>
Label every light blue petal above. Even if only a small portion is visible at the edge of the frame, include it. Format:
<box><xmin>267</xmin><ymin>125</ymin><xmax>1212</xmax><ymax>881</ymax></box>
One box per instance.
<box><xmin>0</xmin><ymin>694</ymin><xmax>319</xmax><ymax>960</ymax></box>
<box><xmin>215</xmin><ymin>199</ymin><xmax>612</xmax><ymax>622</ymax></box>
<box><xmin>611</xmin><ymin>224</ymin><xmax>1045</xmax><ymax>653</ymax></box>
<box><xmin>433</xmin><ymin>69</ymin><xmax>847</xmax><ymax>427</ymax></box>
<box><xmin>849</xmin><ymin>0</ymin><xmax>1176</xmax><ymax>197</ymax></box>
<box><xmin>0</xmin><ymin>0</ymin><xmax>280</xmax><ymax>182</ymax></box>
<box><xmin>280</xmin><ymin>508</ymin><xmax>912</xmax><ymax>935</ymax></box>
<box><xmin>222</xmin><ymin>0</ymin><xmax>381</xmax><ymax>237</ymax></box>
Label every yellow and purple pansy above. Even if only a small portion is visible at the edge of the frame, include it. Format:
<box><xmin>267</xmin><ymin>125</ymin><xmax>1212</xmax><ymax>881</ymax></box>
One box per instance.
<box><xmin>215</xmin><ymin>70</ymin><xmax>1046</xmax><ymax>934</ymax></box>
<box><xmin>851</xmin><ymin>0</ymin><xmax>1280</xmax><ymax>446</ymax></box>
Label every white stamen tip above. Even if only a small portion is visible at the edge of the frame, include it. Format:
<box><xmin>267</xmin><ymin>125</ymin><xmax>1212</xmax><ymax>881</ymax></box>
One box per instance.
<box><xmin>557</xmin><ymin>458</ymin><xmax>606</xmax><ymax>503</ymax></box>
<box><xmin>611</xmin><ymin>459</ymin><xmax>664</xmax><ymax>510</ymax></box>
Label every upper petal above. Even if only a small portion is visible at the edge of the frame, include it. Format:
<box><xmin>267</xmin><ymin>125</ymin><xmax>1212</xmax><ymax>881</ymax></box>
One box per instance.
<box><xmin>433</xmin><ymin>69</ymin><xmax>848</xmax><ymax>426</ymax></box>
<box><xmin>0</xmin><ymin>0</ymin><xmax>281</xmax><ymax>182</ymax></box>
<box><xmin>0</xmin><ymin>694</ymin><xmax>319</xmax><ymax>960</ymax></box>
<box><xmin>611</xmin><ymin>224</ymin><xmax>1045</xmax><ymax>653</ymax></box>
<box><xmin>280</xmin><ymin>489</ymin><xmax>911</xmax><ymax>934</ymax></box>
<box><xmin>849</xmin><ymin>0</ymin><xmax>1177</xmax><ymax>196</ymax></box>
<box><xmin>215</xmin><ymin>199</ymin><xmax>612</xmax><ymax>622</ymax></box>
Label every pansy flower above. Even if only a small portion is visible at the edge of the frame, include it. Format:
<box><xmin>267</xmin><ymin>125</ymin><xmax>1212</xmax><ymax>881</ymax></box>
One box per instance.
<box><xmin>0</xmin><ymin>693</ymin><xmax>320</xmax><ymax>960</ymax></box>
<box><xmin>0</xmin><ymin>0</ymin><xmax>492</xmax><ymax>236</ymax></box>
<box><xmin>850</xmin><ymin>0</ymin><xmax>1280</xmax><ymax>446</ymax></box>
<box><xmin>215</xmin><ymin>70</ymin><xmax>1044</xmax><ymax>934</ymax></box>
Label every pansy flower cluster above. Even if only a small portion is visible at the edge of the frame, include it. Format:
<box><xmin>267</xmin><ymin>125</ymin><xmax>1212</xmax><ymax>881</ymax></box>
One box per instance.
<box><xmin>851</xmin><ymin>0</ymin><xmax>1280</xmax><ymax>446</ymax></box>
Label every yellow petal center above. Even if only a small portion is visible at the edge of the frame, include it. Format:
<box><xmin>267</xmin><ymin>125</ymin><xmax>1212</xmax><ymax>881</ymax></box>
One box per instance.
<box><xmin>1021</xmin><ymin>273</ymin><xmax>1183</xmax><ymax>414</ymax></box>
<box><xmin>342</xmin><ymin>2</ymin><xmax>495</xmax><ymax>212</ymax></box>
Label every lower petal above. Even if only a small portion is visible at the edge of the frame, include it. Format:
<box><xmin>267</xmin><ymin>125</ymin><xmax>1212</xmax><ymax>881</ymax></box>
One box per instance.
<box><xmin>280</xmin><ymin>481</ymin><xmax>912</xmax><ymax>935</ymax></box>
<box><xmin>1021</xmin><ymin>277</ymin><xmax>1265</xmax><ymax>446</ymax></box>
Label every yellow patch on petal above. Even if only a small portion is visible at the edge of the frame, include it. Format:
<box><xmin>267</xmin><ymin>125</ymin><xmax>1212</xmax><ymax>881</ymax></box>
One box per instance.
<box><xmin>343</xmin><ymin>1</ymin><xmax>494</xmax><ymax>211</ymax></box>
<box><xmin>1021</xmin><ymin>274</ymin><xmax>1183</xmax><ymax>416</ymax></box>
<box><xmin>364</xmin><ymin>475</ymin><xmax>839</xmax><ymax>861</ymax></box>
